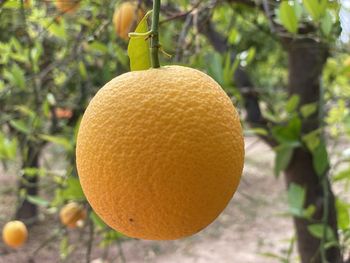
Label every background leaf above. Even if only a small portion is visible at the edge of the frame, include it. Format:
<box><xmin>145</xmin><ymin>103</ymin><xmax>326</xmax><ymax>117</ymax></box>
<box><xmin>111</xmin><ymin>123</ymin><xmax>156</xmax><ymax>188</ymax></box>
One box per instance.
<box><xmin>303</xmin><ymin>0</ymin><xmax>327</xmax><ymax>21</ymax></box>
<box><xmin>279</xmin><ymin>1</ymin><xmax>299</xmax><ymax>33</ymax></box>
<box><xmin>312</xmin><ymin>141</ymin><xmax>329</xmax><ymax>176</ymax></box>
<box><xmin>308</xmin><ymin>224</ymin><xmax>335</xmax><ymax>241</ymax></box>
<box><xmin>274</xmin><ymin>144</ymin><xmax>295</xmax><ymax>177</ymax></box>
<box><xmin>288</xmin><ymin>183</ymin><xmax>306</xmax><ymax>217</ymax></box>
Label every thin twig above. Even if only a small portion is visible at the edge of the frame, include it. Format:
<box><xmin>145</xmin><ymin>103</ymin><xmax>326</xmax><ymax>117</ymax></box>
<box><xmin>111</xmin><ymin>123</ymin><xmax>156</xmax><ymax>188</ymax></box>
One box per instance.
<box><xmin>261</xmin><ymin>0</ymin><xmax>275</xmax><ymax>33</ymax></box>
<box><xmin>175</xmin><ymin>13</ymin><xmax>193</xmax><ymax>62</ymax></box>
<box><xmin>116</xmin><ymin>238</ymin><xmax>126</xmax><ymax>263</ymax></box>
<box><xmin>86</xmin><ymin>214</ymin><xmax>94</xmax><ymax>263</ymax></box>
<box><xmin>319</xmin><ymin>79</ymin><xmax>330</xmax><ymax>263</ymax></box>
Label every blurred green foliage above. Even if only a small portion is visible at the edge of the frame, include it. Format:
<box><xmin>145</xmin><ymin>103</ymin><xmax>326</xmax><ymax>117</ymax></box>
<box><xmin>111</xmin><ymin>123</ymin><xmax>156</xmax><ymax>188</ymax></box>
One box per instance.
<box><xmin>0</xmin><ymin>0</ymin><xmax>349</xmax><ymax>261</ymax></box>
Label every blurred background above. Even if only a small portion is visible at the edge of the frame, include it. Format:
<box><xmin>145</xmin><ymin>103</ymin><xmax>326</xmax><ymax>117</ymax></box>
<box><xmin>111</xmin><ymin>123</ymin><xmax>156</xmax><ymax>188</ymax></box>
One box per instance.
<box><xmin>0</xmin><ymin>0</ymin><xmax>349</xmax><ymax>262</ymax></box>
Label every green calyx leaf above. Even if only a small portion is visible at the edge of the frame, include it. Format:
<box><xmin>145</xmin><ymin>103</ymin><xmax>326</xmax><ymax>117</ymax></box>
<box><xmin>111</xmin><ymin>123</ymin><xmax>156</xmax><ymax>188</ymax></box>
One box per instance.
<box><xmin>128</xmin><ymin>11</ymin><xmax>153</xmax><ymax>71</ymax></box>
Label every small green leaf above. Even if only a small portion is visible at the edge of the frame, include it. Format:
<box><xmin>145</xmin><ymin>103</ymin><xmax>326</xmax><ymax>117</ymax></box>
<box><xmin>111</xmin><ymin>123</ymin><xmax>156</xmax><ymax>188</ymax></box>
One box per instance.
<box><xmin>279</xmin><ymin>1</ymin><xmax>298</xmax><ymax>33</ymax></box>
<box><xmin>333</xmin><ymin>169</ymin><xmax>350</xmax><ymax>182</ymax></box>
<box><xmin>286</xmin><ymin>95</ymin><xmax>300</xmax><ymax>113</ymax></box>
<box><xmin>301</xmin><ymin>103</ymin><xmax>317</xmax><ymax>118</ymax></box>
<box><xmin>228</xmin><ymin>28</ymin><xmax>241</xmax><ymax>45</ymax></box>
<box><xmin>48</xmin><ymin>21</ymin><xmax>67</xmax><ymax>40</ymax></box>
<box><xmin>15</xmin><ymin>105</ymin><xmax>36</xmax><ymax>118</ymax></box>
<box><xmin>303</xmin><ymin>0</ymin><xmax>327</xmax><ymax>21</ymax></box>
<box><xmin>288</xmin><ymin>183</ymin><xmax>306</xmax><ymax>217</ymax></box>
<box><xmin>223</xmin><ymin>52</ymin><xmax>238</xmax><ymax>86</ymax></box>
<box><xmin>88</xmin><ymin>41</ymin><xmax>108</xmax><ymax>54</ymax></box>
<box><xmin>0</xmin><ymin>133</ymin><xmax>17</xmax><ymax>160</ymax></box>
<box><xmin>0</xmin><ymin>80</ymin><xmax>5</xmax><ymax>91</ymax></box>
<box><xmin>60</xmin><ymin>177</ymin><xmax>85</xmax><ymax>201</ymax></box>
<box><xmin>336</xmin><ymin>199</ymin><xmax>350</xmax><ymax>230</ymax></box>
<box><xmin>321</xmin><ymin>10</ymin><xmax>333</xmax><ymax>36</ymax></box>
<box><xmin>272</xmin><ymin>117</ymin><xmax>302</xmax><ymax>144</ymax></box>
<box><xmin>4</xmin><ymin>64</ymin><xmax>25</xmax><ymax>90</ymax></box>
<box><xmin>42</xmin><ymin>100</ymin><xmax>51</xmax><ymax>117</ymax></box>
<box><xmin>128</xmin><ymin>11</ymin><xmax>152</xmax><ymax>71</ymax></box>
<box><xmin>302</xmin><ymin>130</ymin><xmax>321</xmax><ymax>152</ymax></box>
<box><xmin>324</xmin><ymin>240</ymin><xmax>339</xmax><ymax>249</ymax></box>
<box><xmin>27</xmin><ymin>195</ymin><xmax>50</xmax><ymax>207</ymax></box>
<box><xmin>22</xmin><ymin>167</ymin><xmax>46</xmax><ymax>177</ymax></box>
<box><xmin>3</xmin><ymin>1</ymin><xmax>20</xmax><ymax>8</ymax></box>
<box><xmin>274</xmin><ymin>144</ymin><xmax>295</xmax><ymax>177</ymax></box>
<box><xmin>303</xmin><ymin>204</ymin><xmax>316</xmax><ymax>219</ymax></box>
<box><xmin>39</xmin><ymin>134</ymin><xmax>72</xmax><ymax>151</ymax></box>
<box><xmin>312</xmin><ymin>141</ymin><xmax>329</xmax><ymax>176</ymax></box>
<box><xmin>244</xmin><ymin>128</ymin><xmax>268</xmax><ymax>136</ymax></box>
<box><xmin>308</xmin><ymin>224</ymin><xmax>335</xmax><ymax>241</ymax></box>
<box><xmin>207</xmin><ymin>52</ymin><xmax>224</xmax><ymax>85</ymax></box>
<box><xmin>294</xmin><ymin>1</ymin><xmax>304</xmax><ymax>20</ymax></box>
<box><xmin>31</xmin><ymin>42</ymin><xmax>43</xmax><ymax>64</ymax></box>
<box><xmin>10</xmin><ymin>120</ymin><xmax>30</xmax><ymax>134</ymax></box>
<box><xmin>245</xmin><ymin>47</ymin><xmax>256</xmax><ymax>64</ymax></box>
<box><xmin>78</xmin><ymin>61</ymin><xmax>87</xmax><ymax>80</ymax></box>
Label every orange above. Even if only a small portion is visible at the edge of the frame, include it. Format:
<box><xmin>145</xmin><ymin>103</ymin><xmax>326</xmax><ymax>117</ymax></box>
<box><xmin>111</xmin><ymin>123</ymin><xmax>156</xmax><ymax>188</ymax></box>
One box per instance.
<box><xmin>54</xmin><ymin>107</ymin><xmax>73</xmax><ymax>119</ymax></box>
<box><xmin>2</xmin><ymin>221</ymin><xmax>28</xmax><ymax>248</ymax></box>
<box><xmin>59</xmin><ymin>202</ymin><xmax>87</xmax><ymax>228</ymax></box>
<box><xmin>55</xmin><ymin>0</ymin><xmax>80</xmax><ymax>13</ymax></box>
<box><xmin>76</xmin><ymin>65</ymin><xmax>244</xmax><ymax>240</ymax></box>
<box><xmin>113</xmin><ymin>2</ymin><xmax>145</xmax><ymax>40</ymax></box>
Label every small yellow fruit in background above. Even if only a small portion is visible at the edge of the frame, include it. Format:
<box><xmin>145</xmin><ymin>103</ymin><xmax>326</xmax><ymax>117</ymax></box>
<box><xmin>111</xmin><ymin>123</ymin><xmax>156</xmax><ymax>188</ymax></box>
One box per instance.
<box><xmin>55</xmin><ymin>0</ymin><xmax>80</xmax><ymax>13</ymax></box>
<box><xmin>2</xmin><ymin>221</ymin><xmax>28</xmax><ymax>248</ymax></box>
<box><xmin>76</xmin><ymin>65</ymin><xmax>245</xmax><ymax>240</ymax></box>
<box><xmin>345</xmin><ymin>57</ymin><xmax>350</xmax><ymax>67</ymax></box>
<box><xmin>113</xmin><ymin>2</ymin><xmax>145</xmax><ymax>40</ymax></box>
<box><xmin>59</xmin><ymin>202</ymin><xmax>87</xmax><ymax>228</ymax></box>
<box><xmin>24</xmin><ymin>0</ymin><xmax>31</xmax><ymax>8</ymax></box>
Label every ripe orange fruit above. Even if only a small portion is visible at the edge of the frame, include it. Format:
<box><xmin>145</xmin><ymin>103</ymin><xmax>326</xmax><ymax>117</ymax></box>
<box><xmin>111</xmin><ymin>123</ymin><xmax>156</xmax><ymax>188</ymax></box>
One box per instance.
<box><xmin>76</xmin><ymin>65</ymin><xmax>244</xmax><ymax>240</ymax></box>
<box><xmin>2</xmin><ymin>221</ymin><xmax>28</xmax><ymax>248</ymax></box>
<box><xmin>59</xmin><ymin>202</ymin><xmax>87</xmax><ymax>228</ymax></box>
<box><xmin>54</xmin><ymin>107</ymin><xmax>73</xmax><ymax>119</ymax></box>
<box><xmin>55</xmin><ymin>0</ymin><xmax>80</xmax><ymax>13</ymax></box>
<box><xmin>113</xmin><ymin>2</ymin><xmax>145</xmax><ymax>40</ymax></box>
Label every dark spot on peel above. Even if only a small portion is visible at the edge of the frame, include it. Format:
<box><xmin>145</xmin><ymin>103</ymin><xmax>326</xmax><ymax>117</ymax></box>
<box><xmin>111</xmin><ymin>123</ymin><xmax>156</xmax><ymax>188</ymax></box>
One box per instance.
<box><xmin>129</xmin><ymin>218</ymin><xmax>134</xmax><ymax>222</ymax></box>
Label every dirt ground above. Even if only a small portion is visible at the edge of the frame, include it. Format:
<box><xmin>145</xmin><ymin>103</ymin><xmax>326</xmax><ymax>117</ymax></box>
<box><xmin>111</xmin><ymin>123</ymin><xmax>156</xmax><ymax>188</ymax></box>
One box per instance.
<box><xmin>0</xmin><ymin>137</ymin><xmax>299</xmax><ymax>263</ymax></box>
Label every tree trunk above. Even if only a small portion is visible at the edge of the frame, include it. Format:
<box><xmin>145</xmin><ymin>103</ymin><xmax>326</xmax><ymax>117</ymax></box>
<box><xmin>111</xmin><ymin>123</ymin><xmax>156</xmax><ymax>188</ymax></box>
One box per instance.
<box><xmin>15</xmin><ymin>144</ymin><xmax>40</xmax><ymax>224</ymax></box>
<box><xmin>198</xmin><ymin>16</ymin><xmax>343</xmax><ymax>263</ymax></box>
<box><xmin>285</xmin><ymin>38</ymin><xmax>342</xmax><ymax>263</ymax></box>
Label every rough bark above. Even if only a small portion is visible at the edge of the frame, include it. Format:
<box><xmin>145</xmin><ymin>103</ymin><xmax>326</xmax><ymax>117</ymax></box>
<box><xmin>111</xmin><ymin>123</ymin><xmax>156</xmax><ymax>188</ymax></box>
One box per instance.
<box><xmin>284</xmin><ymin>38</ymin><xmax>342</xmax><ymax>263</ymax></box>
<box><xmin>286</xmin><ymin>149</ymin><xmax>341</xmax><ymax>263</ymax></box>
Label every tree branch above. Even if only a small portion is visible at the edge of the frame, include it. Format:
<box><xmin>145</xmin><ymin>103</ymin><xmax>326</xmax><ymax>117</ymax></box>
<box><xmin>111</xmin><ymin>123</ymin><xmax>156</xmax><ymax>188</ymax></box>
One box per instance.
<box><xmin>223</xmin><ymin>0</ymin><xmax>257</xmax><ymax>8</ymax></box>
